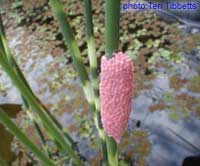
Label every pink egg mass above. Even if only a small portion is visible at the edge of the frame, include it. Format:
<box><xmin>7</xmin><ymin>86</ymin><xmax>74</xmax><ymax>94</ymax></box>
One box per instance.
<box><xmin>100</xmin><ymin>52</ymin><xmax>134</xmax><ymax>143</ymax></box>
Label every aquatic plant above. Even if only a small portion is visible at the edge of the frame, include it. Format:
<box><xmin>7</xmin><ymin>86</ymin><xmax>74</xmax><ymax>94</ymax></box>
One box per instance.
<box><xmin>0</xmin><ymin>0</ymin><xmax>135</xmax><ymax>165</ymax></box>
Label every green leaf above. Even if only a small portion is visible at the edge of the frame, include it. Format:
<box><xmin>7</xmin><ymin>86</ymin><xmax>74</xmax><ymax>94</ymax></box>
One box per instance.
<box><xmin>0</xmin><ymin>109</ymin><xmax>55</xmax><ymax>166</ymax></box>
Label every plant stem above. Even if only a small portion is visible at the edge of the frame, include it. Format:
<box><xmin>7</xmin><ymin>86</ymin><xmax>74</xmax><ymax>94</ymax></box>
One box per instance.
<box><xmin>83</xmin><ymin>0</ymin><xmax>108</xmax><ymax>163</ymax></box>
<box><xmin>1</xmin><ymin>16</ymin><xmax>50</xmax><ymax>155</ymax></box>
<box><xmin>49</xmin><ymin>1</ymin><xmax>109</xmax><ymax>163</ymax></box>
<box><xmin>0</xmin><ymin>16</ymin><xmax>6</xmax><ymax>58</ymax></box>
<box><xmin>49</xmin><ymin>0</ymin><xmax>97</xmax><ymax>117</ymax></box>
<box><xmin>105</xmin><ymin>0</ymin><xmax>121</xmax><ymax>57</ymax></box>
<box><xmin>106</xmin><ymin>136</ymin><xmax>118</xmax><ymax>166</ymax></box>
<box><xmin>26</xmin><ymin>110</ymin><xmax>52</xmax><ymax>158</ymax></box>
<box><xmin>0</xmin><ymin>15</ymin><xmax>81</xmax><ymax>163</ymax></box>
<box><xmin>0</xmin><ymin>108</ymin><xmax>55</xmax><ymax>166</ymax></box>
<box><xmin>2</xmin><ymin>29</ymin><xmax>51</xmax><ymax>156</ymax></box>
<box><xmin>0</xmin><ymin>54</ymin><xmax>83</xmax><ymax>165</ymax></box>
<box><xmin>104</xmin><ymin>0</ymin><xmax>121</xmax><ymax>165</ymax></box>
<box><xmin>22</xmin><ymin>96</ymin><xmax>52</xmax><ymax>158</ymax></box>
<box><xmin>49</xmin><ymin>0</ymin><xmax>91</xmax><ymax>89</ymax></box>
<box><xmin>83</xmin><ymin>0</ymin><xmax>99</xmax><ymax>95</ymax></box>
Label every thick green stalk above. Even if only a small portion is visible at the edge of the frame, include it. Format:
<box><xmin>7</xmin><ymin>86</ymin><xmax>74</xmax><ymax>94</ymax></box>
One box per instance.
<box><xmin>106</xmin><ymin>136</ymin><xmax>118</xmax><ymax>166</ymax></box>
<box><xmin>0</xmin><ymin>54</ymin><xmax>83</xmax><ymax>165</ymax></box>
<box><xmin>105</xmin><ymin>0</ymin><xmax>121</xmax><ymax>165</ymax></box>
<box><xmin>83</xmin><ymin>0</ymin><xmax>108</xmax><ymax>163</ymax></box>
<box><xmin>0</xmin><ymin>108</ymin><xmax>55</xmax><ymax>166</ymax></box>
<box><xmin>105</xmin><ymin>0</ymin><xmax>120</xmax><ymax>57</ymax></box>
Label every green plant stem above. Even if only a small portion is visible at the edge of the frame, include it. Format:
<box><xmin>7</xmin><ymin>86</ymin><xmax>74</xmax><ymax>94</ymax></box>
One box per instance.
<box><xmin>83</xmin><ymin>0</ymin><xmax>108</xmax><ymax>163</ymax></box>
<box><xmin>49</xmin><ymin>0</ymin><xmax>108</xmax><ymax>162</ymax></box>
<box><xmin>55</xmin><ymin>156</ymin><xmax>69</xmax><ymax>165</ymax></box>
<box><xmin>0</xmin><ymin>15</ymin><xmax>6</xmax><ymax>57</ymax></box>
<box><xmin>49</xmin><ymin>0</ymin><xmax>98</xmax><ymax>122</ymax></box>
<box><xmin>0</xmin><ymin>108</ymin><xmax>55</xmax><ymax>166</ymax></box>
<box><xmin>22</xmin><ymin>96</ymin><xmax>52</xmax><ymax>158</ymax></box>
<box><xmin>1</xmin><ymin>15</ymin><xmax>52</xmax><ymax>156</ymax></box>
<box><xmin>49</xmin><ymin>0</ymin><xmax>96</xmax><ymax>105</ymax></box>
<box><xmin>104</xmin><ymin>0</ymin><xmax>120</xmax><ymax>165</ymax></box>
<box><xmin>106</xmin><ymin>136</ymin><xmax>118</xmax><ymax>166</ymax></box>
<box><xmin>26</xmin><ymin>110</ymin><xmax>52</xmax><ymax>158</ymax></box>
<box><xmin>0</xmin><ymin>15</ymin><xmax>80</xmax><ymax>161</ymax></box>
<box><xmin>0</xmin><ymin>14</ymin><xmax>52</xmax><ymax>129</ymax></box>
<box><xmin>105</xmin><ymin>0</ymin><xmax>120</xmax><ymax>57</ymax></box>
<box><xmin>49</xmin><ymin>1</ymin><xmax>109</xmax><ymax>164</ymax></box>
<box><xmin>45</xmin><ymin>109</ymin><xmax>77</xmax><ymax>147</ymax></box>
<box><xmin>49</xmin><ymin>0</ymin><xmax>92</xmax><ymax>93</ymax></box>
<box><xmin>0</xmin><ymin>54</ymin><xmax>83</xmax><ymax>165</ymax></box>
<box><xmin>83</xmin><ymin>0</ymin><xmax>99</xmax><ymax>96</ymax></box>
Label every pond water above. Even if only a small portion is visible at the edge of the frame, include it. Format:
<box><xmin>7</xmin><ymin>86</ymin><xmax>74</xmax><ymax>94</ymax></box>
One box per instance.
<box><xmin>0</xmin><ymin>2</ymin><xmax>200</xmax><ymax>165</ymax></box>
<box><xmin>131</xmin><ymin>61</ymin><xmax>200</xmax><ymax>165</ymax></box>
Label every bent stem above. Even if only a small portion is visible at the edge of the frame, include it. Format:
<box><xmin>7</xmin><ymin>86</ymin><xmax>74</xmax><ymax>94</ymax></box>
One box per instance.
<box><xmin>0</xmin><ymin>108</ymin><xmax>55</xmax><ymax>166</ymax></box>
<box><xmin>83</xmin><ymin>0</ymin><xmax>108</xmax><ymax>163</ymax></box>
<box><xmin>105</xmin><ymin>0</ymin><xmax>121</xmax><ymax>165</ymax></box>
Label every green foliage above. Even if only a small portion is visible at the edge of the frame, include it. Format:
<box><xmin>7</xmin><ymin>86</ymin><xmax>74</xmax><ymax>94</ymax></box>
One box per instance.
<box><xmin>148</xmin><ymin>48</ymin><xmax>185</xmax><ymax>64</ymax></box>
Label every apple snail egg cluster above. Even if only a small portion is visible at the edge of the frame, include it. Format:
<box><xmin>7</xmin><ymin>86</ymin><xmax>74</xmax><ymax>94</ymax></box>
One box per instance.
<box><xmin>100</xmin><ymin>52</ymin><xmax>134</xmax><ymax>143</ymax></box>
